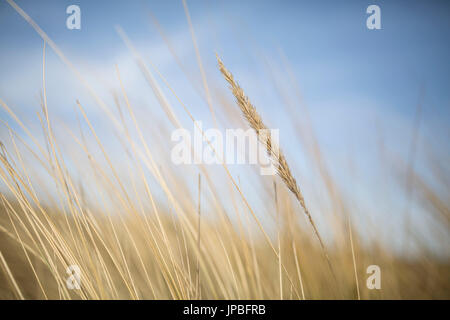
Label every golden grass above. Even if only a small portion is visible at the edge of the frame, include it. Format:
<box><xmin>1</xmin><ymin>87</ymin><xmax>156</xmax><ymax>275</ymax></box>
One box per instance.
<box><xmin>217</xmin><ymin>56</ymin><xmax>334</xmax><ymax>279</ymax></box>
<box><xmin>0</xmin><ymin>0</ymin><xmax>448</xmax><ymax>300</ymax></box>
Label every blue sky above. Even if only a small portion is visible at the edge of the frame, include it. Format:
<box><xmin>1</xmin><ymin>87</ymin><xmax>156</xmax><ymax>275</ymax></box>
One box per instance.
<box><xmin>1</xmin><ymin>0</ymin><xmax>448</xmax><ymax>141</ymax></box>
<box><xmin>0</xmin><ymin>0</ymin><xmax>449</xmax><ymax>255</ymax></box>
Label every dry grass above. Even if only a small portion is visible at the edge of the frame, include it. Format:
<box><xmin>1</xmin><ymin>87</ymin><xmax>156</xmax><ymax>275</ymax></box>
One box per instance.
<box><xmin>0</xmin><ymin>0</ymin><xmax>448</xmax><ymax>300</ymax></box>
<box><xmin>217</xmin><ymin>56</ymin><xmax>334</xmax><ymax>278</ymax></box>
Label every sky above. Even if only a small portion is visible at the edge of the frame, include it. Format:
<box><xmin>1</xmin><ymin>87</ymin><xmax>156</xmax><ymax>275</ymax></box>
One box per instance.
<box><xmin>0</xmin><ymin>0</ymin><xmax>449</xmax><ymax>255</ymax></box>
<box><xmin>0</xmin><ymin>0</ymin><xmax>448</xmax><ymax>148</ymax></box>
